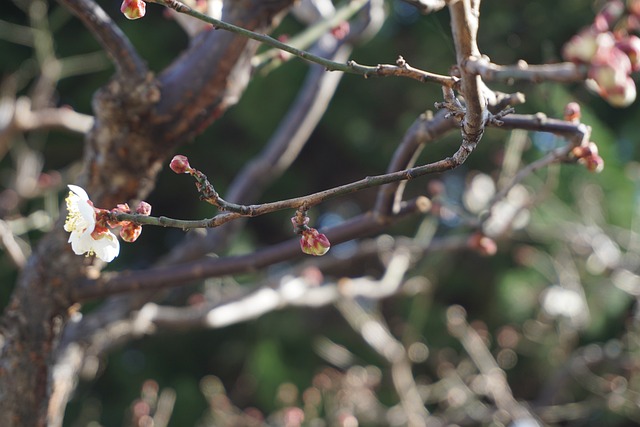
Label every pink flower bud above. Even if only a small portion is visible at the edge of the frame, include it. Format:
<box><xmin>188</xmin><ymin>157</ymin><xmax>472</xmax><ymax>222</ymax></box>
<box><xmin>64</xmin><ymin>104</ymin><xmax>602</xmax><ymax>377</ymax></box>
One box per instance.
<box><xmin>120</xmin><ymin>223</ymin><xmax>142</xmax><ymax>242</ymax></box>
<box><xmin>563</xmin><ymin>102</ymin><xmax>581</xmax><ymax>122</ymax></box>
<box><xmin>600</xmin><ymin>76</ymin><xmax>637</xmax><ymax>107</ymax></box>
<box><xmin>593</xmin><ymin>0</ymin><xmax>625</xmax><ymax>32</ymax></box>
<box><xmin>587</xmin><ymin>45</ymin><xmax>635</xmax><ymax>106</ymax></box>
<box><xmin>575</xmin><ymin>142</ymin><xmax>605</xmax><ymax>173</ymax></box>
<box><xmin>115</xmin><ymin>203</ymin><xmax>131</xmax><ymax>213</ymax></box>
<box><xmin>615</xmin><ymin>35</ymin><xmax>640</xmax><ymax>71</ymax></box>
<box><xmin>467</xmin><ymin>232</ymin><xmax>497</xmax><ymax>257</ymax></box>
<box><xmin>630</xmin><ymin>0</ymin><xmax>640</xmax><ymax>16</ymax></box>
<box><xmin>136</xmin><ymin>201</ymin><xmax>152</xmax><ymax>216</ymax></box>
<box><xmin>563</xmin><ymin>29</ymin><xmax>613</xmax><ymax>64</ymax></box>
<box><xmin>580</xmin><ymin>154</ymin><xmax>605</xmax><ymax>173</ymax></box>
<box><xmin>300</xmin><ymin>228</ymin><xmax>331</xmax><ymax>256</ymax></box>
<box><xmin>331</xmin><ymin>21</ymin><xmax>350</xmax><ymax>40</ymax></box>
<box><xmin>121</xmin><ymin>0</ymin><xmax>146</xmax><ymax>20</ymax></box>
<box><xmin>170</xmin><ymin>155</ymin><xmax>192</xmax><ymax>174</ymax></box>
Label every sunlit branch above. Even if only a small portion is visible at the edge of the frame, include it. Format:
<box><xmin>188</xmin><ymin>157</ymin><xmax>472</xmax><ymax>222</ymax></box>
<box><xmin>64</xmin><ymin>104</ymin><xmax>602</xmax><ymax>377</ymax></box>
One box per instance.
<box><xmin>334</xmin><ymin>251</ymin><xmax>432</xmax><ymax>426</ymax></box>
<box><xmin>108</xmin><ymin>146</ymin><xmax>462</xmax><ymax>229</ymax></box>
<box><xmin>448</xmin><ymin>0</ymin><xmax>488</xmax><ymax>162</ymax></box>
<box><xmin>110</xmin><ymin>111</ymin><xmax>588</xmax><ymax>232</ymax></box>
<box><xmin>464</xmin><ymin>56</ymin><xmax>588</xmax><ymax>83</ymax></box>
<box><xmin>150</xmin><ymin>0</ymin><xmax>457</xmax><ymax>87</ymax></box>
<box><xmin>447</xmin><ymin>305</ymin><xmax>537</xmax><ymax>423</ymax></box>
<box><xmin>74</xmin><ymin>197</ymin><xmax>430</xmax><ymax>301</ymax></box>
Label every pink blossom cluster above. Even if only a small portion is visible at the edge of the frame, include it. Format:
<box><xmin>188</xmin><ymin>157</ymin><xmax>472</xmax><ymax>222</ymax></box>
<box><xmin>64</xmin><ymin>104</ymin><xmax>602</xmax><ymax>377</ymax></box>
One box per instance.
<box><xmin>563</xmin><ymin>0</ymin><xmax>640</xmax><ymax>107</ymax></box>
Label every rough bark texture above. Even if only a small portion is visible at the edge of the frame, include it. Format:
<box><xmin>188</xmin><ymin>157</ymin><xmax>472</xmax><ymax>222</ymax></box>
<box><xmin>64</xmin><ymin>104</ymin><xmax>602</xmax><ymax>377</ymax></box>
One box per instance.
<box><xmin>0</xmin><ymin>1</ymin><xmax>294</xmax><ymax>425</ymax></box>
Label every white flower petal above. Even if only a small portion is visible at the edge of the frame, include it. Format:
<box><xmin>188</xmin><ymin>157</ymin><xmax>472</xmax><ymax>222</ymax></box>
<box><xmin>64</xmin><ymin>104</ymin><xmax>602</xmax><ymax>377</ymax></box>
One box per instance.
<box><xmin>68</xmin><ymin>184</ymin><xmax>89</xmax><ymax>201</ymax></box>
<box><xmin>71</xmin><ymin>231</ymin><xmax>98</xmax><ymax>257</ymax></box>
<box><xmin>92</xmin><ymin>233</ymin><xmax>120</xmax><ymax>262</ymax></box>
<box><xmin>64</xmin><ymin>184</ymin><xmax>120</xmax><ymax>262</ymax></box>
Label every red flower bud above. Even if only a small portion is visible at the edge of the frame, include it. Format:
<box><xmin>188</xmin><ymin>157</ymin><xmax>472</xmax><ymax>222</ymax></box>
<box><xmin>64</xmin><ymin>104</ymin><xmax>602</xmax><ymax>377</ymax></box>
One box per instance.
<box><xmin>121</xmin><ymin>0</ymin><xmax>146</xmax><ymax>20</ymax></box>
<box><xmin>170</xmin><ymin>155</ymin><xmax>192</xmax><ymax>174</ymax></box>
<box><xmin>120</xmin><ymin>223</ymin><xmax>142</xmax><ymax>242</ymax></box>
<box><xmin>300</xmin><ymin>228</ymin><xmax>331</xmax><ymax>256</ymax></box>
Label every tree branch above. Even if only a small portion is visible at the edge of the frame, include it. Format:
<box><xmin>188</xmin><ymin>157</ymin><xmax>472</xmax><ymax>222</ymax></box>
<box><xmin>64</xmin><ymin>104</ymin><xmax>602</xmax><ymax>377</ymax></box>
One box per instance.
<box><xmin>448</xmin><ymin>0</ymin><xmax>487</xmax><ymax>161</ymax></box>
<box><xmin>56</xmin><ymin>0</ymin><xmax>147</xmax><ymax>79</ymax></box>
<box><xmin>463</xmin><ymin>56</ymin><xmax>589</xmax><ymax>83</ymax></box>
<box><xmin>73</xmin><ymin>197</ymin><xmax>431</xmax><ymax>301</ymax></box>
<box><xmin>151</xmin><ymin>0</ymin><xmax>457</xmax><ymax>89</ymax></box>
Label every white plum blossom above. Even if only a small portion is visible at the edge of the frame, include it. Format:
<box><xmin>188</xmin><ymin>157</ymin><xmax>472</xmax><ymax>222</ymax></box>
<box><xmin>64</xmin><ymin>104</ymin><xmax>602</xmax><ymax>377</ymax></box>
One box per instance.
<box><xmin>64</xmin><ymin>185</ymin><xmax>120</xmax><ymax>262</ymax></box>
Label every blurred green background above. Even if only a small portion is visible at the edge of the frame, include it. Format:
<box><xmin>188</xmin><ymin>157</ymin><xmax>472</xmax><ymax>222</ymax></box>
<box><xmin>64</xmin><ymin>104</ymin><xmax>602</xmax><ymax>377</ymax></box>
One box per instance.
<box><xmin>3</xmin><ymin>0</ymin><xmax>640</xmax><ymax>425</ymax></box>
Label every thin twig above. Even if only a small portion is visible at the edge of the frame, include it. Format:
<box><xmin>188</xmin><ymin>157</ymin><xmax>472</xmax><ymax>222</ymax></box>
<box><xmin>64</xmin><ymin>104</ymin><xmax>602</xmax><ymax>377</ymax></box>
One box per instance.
<box><xmin>109</xmin><ymin>146</ymin><xmax>464</xmax><ymax>228</ymax></box>
<box><xmin>150</xmin><ymin>0</ymin><xmax>457</xmax><ymax>87</ymax></box>
<box><xmin>447</xmin><ymin>305</ymin><xmax>538</xmax><ymax>423</ymax></box>
<box><xmin>464</xmin><ymin>56</ymin><xmax>588</xmax><ymax>83</ymax></box>
<box><xmin>74</xmin><ymin>197</ymin><xmax>431</xmax><ymax>301</ymax></box>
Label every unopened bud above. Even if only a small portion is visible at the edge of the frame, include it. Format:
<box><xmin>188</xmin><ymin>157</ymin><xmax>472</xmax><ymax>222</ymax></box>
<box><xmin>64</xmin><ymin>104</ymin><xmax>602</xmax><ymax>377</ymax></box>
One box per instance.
<box><xmin>136</xmin><ymin>201</ymin><xmax>152</xmax><ymax>216</ymax></box>
<box><xmin>170</xmin><ymin>155</ymin><xmax>192</xmax><ymax>174</ymax></box>
<box><xmin>467</xmin><ymin>232</ymin><xmax>497</xmax><ymax>257</ymax></box>
<box><xmin>121</xmin><ymin>0</ymin><xmax>146</xmax><ymax>20</ymax></box>
<box><xmin>300</xmin><ymin>228</ymin><xmax>331</xmax><ymax>256</ymax></box>
<box><xmin>616</xmin><ymin>35</ymin><xmax>640</xmax><ymax>71</ymax></box>
<box><xmin>120</xmin><ymin>223</ymin><xmax>142</xmax><ymax>242</ymax></box>
<box><xmin>563</xmin><ymin>102</ymin><xmax>581</xmax><ymax>122</ymax></box>
<box><xmin>580</xmin><ymin>154</ymin><xmax>605</xmax><ymax>173</ymax></box>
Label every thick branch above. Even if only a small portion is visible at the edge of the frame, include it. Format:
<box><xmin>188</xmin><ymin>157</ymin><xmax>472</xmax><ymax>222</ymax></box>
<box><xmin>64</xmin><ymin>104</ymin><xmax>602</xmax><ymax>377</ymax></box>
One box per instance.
<box><xmin>153</xmin><ymin>0</ymin><xmax>296</xmax><ymax>143</ymax></box>
<box><xmin>56</xmin><ymin>0</ymin><xmax>147</xmax><ymax>79</ymax></box>
<box><xmin>73</xmin><ymin>198</ymin><xmax>431</xmax><ymax>301</ymax></box>
<box><xmin>448</xmin><ymin>0</ymin><xmax>486</xmax><ymax>158</ymax></box>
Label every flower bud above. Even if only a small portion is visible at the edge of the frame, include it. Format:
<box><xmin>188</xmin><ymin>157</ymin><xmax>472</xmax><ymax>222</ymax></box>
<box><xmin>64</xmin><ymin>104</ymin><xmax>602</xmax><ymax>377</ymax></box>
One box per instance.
<box><xmin>170</xmin><ymin>155</ymin><xmax>192</xmax><ymax>174</ymax></box>
<box><xmin>580</xmin><ymin>154</ymin><xmax>605</xmax><ymax>173</ymax></box>
<box><xmin>601</xmin><ymin>76</ymin><xmax>637</xmax><ymax>107</ymax></box>
<box><xmin>120</xmin><ymin>223</ymin><xmax>142</xmax><ymax>242</ymax></box>
<box><xmin>587</xmin><ymin>45</ymin><xmax>635</xmax><ymax>106</ymax></box>
<box><xmin>593</xmin><ymin>0</ymin><xmax>625</xmax><ymax>32</ymax></box>
<box><xmin>331</xmin><ymin>21</ymin><xmax>350</xmax><ymax>40</ymax></box>
<box><xmin>467</xmin><ymin>232</ymin><xmax>497</xmax><ymax>256</ymax></box>
<box><xmin>121</xmin><ymin>0</ymin><xmax>146</xmax><ymax>20</ymax></box>
<box><xmin>563</xmin><ymin>102</ymin><xmax>581</xmax><ymax>122</ymax></box>
<box><xmin>300</xmin><ymin>228</ymin><xmax>331</xmax><ymax>256</ymax></box>
<box><xmin>563</xmin><ymin>29</ymin><xmax>613</xmax><ymax>64</ymax></box>
<box><xmin>615</xmin><ymin>35</ymin><xmax>640</xmax><ymax>71</ymax></box>
<box><xmin>136</xmin><ymin>201</ymin><xmax>152</xmax><ymax>216</ymax></box>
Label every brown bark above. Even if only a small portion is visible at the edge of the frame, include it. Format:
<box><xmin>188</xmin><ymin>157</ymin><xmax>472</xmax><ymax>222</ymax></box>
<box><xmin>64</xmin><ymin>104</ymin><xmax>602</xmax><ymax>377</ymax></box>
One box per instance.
<box><xmin>0</xmin><ymin>1</ymin><xmax>294</xmax><ymax>425</ymax></box>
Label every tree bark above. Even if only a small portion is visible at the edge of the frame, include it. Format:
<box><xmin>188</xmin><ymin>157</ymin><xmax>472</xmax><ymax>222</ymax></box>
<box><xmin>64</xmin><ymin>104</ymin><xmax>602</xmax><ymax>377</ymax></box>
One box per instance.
<box><xmin>0</xmin><ymin>1</ymin><xmax>294</xmax><ymax>425</ymax></box>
